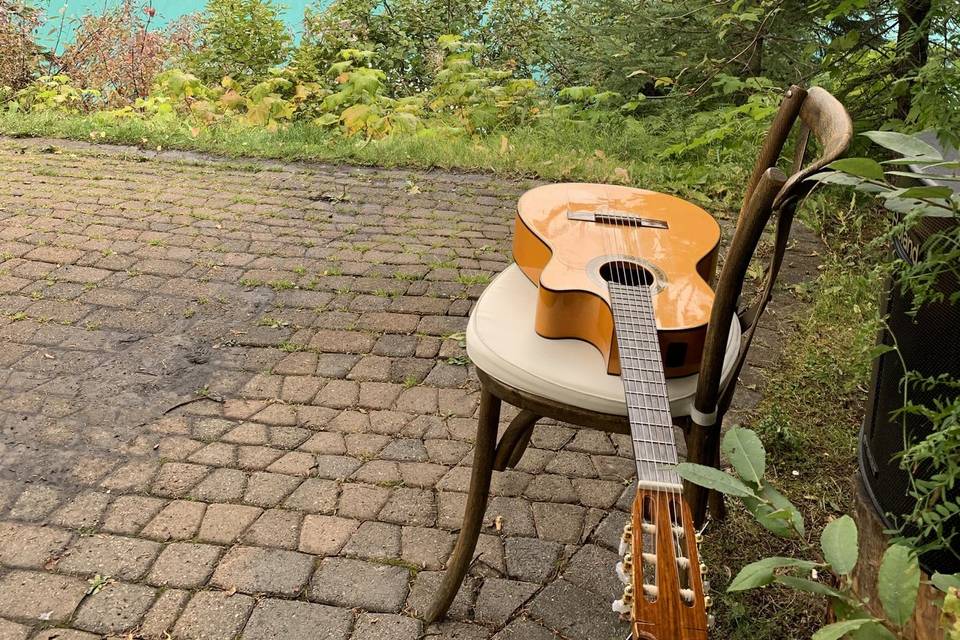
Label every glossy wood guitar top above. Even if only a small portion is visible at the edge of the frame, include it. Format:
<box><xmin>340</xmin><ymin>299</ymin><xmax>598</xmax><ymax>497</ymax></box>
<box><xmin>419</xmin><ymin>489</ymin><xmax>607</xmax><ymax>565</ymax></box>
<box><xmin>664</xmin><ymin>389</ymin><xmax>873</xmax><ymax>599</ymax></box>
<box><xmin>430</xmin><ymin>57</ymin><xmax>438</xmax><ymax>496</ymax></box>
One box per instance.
<box><xmin>513</xmin><ymin>183</ymin><xmax>721</xmax><ymax>377</ymax></box>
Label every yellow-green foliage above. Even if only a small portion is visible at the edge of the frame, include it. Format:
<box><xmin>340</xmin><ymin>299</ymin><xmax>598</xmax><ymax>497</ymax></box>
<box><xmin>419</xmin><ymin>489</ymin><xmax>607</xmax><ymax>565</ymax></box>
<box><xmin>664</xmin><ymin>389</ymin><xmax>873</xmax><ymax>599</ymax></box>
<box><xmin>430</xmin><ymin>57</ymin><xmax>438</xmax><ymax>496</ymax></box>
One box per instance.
<box><xmin>5</xmin><ymin>75</ymin><xmax>100</xmax><ymax>113</ymax></box>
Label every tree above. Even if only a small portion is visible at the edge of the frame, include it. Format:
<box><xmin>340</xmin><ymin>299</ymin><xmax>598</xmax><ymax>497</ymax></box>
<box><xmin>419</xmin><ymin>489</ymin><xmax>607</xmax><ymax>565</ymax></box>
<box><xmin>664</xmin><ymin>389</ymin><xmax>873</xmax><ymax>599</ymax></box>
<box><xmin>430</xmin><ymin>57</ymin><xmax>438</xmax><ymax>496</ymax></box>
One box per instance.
<box><xmin>184</xmin><ymin>0</ymin><xmax>291</xmax><ymax>85</ymax></box>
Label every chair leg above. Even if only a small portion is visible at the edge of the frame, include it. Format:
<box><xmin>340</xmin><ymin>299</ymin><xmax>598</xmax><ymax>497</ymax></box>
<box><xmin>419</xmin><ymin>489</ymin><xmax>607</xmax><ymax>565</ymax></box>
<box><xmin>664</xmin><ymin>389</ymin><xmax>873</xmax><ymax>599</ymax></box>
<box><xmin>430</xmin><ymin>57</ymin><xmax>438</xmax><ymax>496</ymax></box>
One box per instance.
<box><xmin>683</xmin><ymin>422</ymin><xmax>717</xmax><ymax>527</ymax></box>
<box><xmin>493</xmin><ymin>410</ymin><xmax>540</xmax><ymax>471</ymax></box>
<box><xmin>425</xmin><ymin>386</ymin><xmax>501</xmax><ymax>624</ymax></box>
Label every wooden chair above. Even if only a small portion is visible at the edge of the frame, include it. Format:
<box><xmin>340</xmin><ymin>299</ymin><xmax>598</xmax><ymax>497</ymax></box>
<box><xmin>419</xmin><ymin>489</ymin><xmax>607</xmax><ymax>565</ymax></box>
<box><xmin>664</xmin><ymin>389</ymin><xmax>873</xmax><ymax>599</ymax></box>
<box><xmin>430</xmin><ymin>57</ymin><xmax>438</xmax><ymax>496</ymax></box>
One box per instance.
<box><xmin>426</xmin><ymin>85</ymin><xmax>853</xmax><ymax>623</ymax></box>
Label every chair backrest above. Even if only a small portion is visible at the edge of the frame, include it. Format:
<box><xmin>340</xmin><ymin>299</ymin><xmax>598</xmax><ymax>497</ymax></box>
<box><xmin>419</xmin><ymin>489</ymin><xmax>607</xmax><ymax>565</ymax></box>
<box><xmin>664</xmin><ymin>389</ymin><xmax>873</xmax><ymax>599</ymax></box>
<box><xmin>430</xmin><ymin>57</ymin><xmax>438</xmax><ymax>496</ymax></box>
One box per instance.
<box><xmin>692</xmin><ymin>86</ymin><xmax>853</xmax><ymax>425</ymax></box>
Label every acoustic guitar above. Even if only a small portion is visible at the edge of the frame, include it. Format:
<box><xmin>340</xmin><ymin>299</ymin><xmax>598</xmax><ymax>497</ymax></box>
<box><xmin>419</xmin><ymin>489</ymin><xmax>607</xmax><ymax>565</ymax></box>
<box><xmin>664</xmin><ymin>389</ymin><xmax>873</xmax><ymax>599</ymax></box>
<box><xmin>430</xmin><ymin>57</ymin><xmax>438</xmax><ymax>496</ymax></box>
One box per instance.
<box><xmin>513</xmin><ymin>183</ymin><xmax>717</xmax><ymax>639</ymax></box>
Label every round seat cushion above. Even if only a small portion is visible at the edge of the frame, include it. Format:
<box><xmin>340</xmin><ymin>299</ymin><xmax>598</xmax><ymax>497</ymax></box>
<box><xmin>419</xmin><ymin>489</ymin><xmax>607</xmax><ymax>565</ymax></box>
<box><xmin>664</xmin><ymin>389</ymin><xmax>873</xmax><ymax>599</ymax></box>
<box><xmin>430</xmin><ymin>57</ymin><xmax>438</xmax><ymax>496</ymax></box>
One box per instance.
<box><xmin>466</xmin><ymin>264</ymin><xmax>742</xmax><ymax>417</ymax></box>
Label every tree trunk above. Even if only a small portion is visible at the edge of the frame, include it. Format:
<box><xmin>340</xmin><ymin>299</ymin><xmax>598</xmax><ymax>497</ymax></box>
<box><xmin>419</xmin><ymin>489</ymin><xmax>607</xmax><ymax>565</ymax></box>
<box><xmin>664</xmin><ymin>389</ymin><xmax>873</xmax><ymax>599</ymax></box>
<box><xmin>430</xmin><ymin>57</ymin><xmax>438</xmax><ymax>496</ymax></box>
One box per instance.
<box><xmin>894</xmin><ymin>0</ymin><xmax>932</xmax><ymax>119</ymax></box>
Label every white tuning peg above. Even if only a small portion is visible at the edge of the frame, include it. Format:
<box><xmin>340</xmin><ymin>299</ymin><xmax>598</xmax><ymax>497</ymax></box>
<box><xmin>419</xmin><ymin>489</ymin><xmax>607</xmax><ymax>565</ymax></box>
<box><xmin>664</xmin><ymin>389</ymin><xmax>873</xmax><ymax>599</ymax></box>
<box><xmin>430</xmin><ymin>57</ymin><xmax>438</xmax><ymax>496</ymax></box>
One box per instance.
<box><xmin>699</xmin><ymin>562</ymin><xmax>707</xmax><ymax>576</ymax></box>
<box><xmin>704</xmin><ymin>595</ymin><xmax>713</xmax><ymax>609</ymax></box>
<box><xmin>615</xmin><ymin>553</ymin><xmax>633</xmax><ymax>584</ymax></box>
<box><xmin>702</xmin><ymin>580</ymin><xmax>711</xmax><ymax>592</ymax></box>
<box><xmin>619</xmin><ymin>523</ymin><xmax>633</xmax><ymax>555</ymax></box>
<box><xmin>612</xmin><ymin>584</ymin><xmax>634</xmax><ymax>614</ymax></box>
<box><xmin>707</xmin><ymin>614</ymin><xmax>716</xmax><ymax>629</ymax></box>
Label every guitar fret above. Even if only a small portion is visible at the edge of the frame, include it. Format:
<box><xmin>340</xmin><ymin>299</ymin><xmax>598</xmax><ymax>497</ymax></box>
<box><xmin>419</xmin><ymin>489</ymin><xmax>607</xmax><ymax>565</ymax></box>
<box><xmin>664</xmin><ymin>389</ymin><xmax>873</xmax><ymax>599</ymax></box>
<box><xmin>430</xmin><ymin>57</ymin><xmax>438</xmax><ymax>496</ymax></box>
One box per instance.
<box><xmin>608</xmin><ymin>281</ymin><xmax>682</xmax><ymax>488</ymax></box>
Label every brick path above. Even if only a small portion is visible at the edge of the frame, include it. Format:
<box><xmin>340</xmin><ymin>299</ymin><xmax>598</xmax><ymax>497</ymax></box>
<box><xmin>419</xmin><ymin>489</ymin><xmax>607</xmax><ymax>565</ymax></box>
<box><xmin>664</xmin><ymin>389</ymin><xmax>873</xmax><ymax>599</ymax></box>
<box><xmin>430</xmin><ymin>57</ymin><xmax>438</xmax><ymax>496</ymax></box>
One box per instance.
<box><xmin>0</xmin><ymin>137</ymin><xmax>822</xmax><ymax>640</ymax></box>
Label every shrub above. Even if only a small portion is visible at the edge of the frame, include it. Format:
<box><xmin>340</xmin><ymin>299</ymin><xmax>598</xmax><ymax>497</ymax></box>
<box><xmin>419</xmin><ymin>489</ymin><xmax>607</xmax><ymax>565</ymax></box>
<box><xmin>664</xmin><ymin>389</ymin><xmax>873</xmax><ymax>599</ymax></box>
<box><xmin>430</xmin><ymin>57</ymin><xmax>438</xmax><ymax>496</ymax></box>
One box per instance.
<box><xmin>54</xmin><ymin>0</ymin><xmax>196</xmax><ymax>104</ymax></box>
<box><xmin>183</xmin><ymin>0</ymin><xmax>291</xmax><ymax>85</ymax></box>
<box><xmin>0</xmin><ymin>0</ymin><xmax>43</xmax><ymax>89</ymax></box>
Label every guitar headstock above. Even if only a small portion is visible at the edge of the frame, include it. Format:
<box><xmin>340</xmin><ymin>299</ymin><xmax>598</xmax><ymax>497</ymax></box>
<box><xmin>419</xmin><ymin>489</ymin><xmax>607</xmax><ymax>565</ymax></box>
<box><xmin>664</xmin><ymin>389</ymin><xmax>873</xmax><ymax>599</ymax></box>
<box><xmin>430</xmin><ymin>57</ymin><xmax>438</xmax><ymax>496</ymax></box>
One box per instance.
<box><xmin>612</xmin><ymin>489</ymin><xmax>712</xmax><ymax>640</ymax></box>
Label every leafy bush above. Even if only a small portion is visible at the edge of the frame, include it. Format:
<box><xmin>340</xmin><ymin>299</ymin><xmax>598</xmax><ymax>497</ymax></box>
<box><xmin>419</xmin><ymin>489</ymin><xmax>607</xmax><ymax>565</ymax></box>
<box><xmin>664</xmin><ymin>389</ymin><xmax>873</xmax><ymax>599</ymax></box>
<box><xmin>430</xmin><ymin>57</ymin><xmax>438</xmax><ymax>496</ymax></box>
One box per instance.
<box><xmin>679</xmin><ymin>427</ymin><xmax>960</xmax><ymax>639</ymax></box>
<box><xmin>183</xmin><ymin>0</ymin><xmax>291</xmax><ymax>85</ymax></box>
<box><xmin>4</xmin><ymin>74</ymin><xmax>100</xmax><ymax>113</ymax></box>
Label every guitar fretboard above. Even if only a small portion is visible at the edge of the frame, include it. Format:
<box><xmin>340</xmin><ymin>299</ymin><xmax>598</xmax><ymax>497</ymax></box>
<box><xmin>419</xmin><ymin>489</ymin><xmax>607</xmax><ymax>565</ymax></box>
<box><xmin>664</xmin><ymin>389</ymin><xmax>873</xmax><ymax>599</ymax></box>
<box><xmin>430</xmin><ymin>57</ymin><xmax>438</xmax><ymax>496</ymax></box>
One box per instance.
<box><xmin>608</xmin><ymin>281</ymin><xmax>683</xmax><ymax>491</ymax></box>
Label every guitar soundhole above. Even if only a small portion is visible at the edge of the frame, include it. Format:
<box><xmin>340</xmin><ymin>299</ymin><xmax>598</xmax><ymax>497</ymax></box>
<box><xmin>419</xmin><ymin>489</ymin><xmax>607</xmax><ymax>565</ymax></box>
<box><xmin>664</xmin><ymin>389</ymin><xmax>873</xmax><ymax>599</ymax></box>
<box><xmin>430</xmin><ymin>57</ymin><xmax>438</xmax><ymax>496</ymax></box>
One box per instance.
<box><xmin>600</xmin><ymin>260</ymin><xmax>654</xmax><ymax>287</ymax></box>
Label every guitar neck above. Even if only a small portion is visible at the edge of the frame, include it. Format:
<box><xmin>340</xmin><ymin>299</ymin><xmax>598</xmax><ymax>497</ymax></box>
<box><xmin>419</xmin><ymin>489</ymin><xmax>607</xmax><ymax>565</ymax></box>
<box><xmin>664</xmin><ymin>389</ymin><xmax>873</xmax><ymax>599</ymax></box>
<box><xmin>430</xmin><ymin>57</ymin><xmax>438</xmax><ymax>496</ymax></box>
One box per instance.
<box><xmin>608</xmin><ymin>282</ymin><xmax>683</xmax><ymax>492</ymax></box>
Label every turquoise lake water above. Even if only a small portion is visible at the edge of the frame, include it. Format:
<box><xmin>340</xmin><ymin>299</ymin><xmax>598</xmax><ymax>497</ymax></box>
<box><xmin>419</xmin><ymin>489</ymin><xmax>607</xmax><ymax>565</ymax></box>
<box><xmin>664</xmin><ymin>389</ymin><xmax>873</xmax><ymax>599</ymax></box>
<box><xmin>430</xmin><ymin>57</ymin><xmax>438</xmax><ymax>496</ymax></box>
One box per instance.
<box><xmin>38</xmin><ymin>0</ymin><xmax>326</xmax><ymax>49</ymax></box>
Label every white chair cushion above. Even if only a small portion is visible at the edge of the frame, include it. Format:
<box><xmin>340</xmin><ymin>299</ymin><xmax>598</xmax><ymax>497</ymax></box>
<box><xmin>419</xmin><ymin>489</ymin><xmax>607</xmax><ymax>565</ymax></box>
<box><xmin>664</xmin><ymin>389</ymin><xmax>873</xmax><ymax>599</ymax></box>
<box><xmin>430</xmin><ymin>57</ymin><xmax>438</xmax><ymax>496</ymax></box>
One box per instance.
<box><xmin>467</xmin><ymin>264</ymin><xmax>742</xmax><ymax>417</ymax></box>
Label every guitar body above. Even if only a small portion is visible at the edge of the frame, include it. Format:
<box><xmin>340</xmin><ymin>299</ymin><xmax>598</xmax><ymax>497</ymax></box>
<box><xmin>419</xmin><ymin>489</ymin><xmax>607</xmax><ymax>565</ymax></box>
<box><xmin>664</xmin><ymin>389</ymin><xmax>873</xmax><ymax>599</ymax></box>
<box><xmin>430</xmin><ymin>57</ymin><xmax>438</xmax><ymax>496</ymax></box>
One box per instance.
<box><xmin>513</xmin><ymin>183</ymin><xmax>720</xmax><ymax>377</ymax></box>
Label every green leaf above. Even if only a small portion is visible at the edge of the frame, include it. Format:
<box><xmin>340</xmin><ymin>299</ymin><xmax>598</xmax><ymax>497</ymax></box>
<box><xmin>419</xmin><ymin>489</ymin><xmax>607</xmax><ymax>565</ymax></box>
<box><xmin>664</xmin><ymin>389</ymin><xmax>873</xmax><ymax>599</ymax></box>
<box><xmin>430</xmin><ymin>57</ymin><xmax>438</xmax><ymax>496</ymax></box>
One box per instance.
<box><xmin>829</xmin><ymin>158</ymin><xmax>885</xmax><ymax>181</ymax></box>
<box><xmin>721</xmin><ymin>426</ymin><xmax>766</xmax><ymax>484</ymax></box>
<box><xmin>862</xmin><ymin>131</ymin><xmax>941</xmax><ymax>159</ymax></box>
<box><xmin>674</xmin><ymin>463</ymin><xmax>757</xmax><ymax>498</ymax></box>
<box><xmin>851</xmin><ymin>621</ymin><xmax>898</xmax><ymax>640</ymax></box>
<box><xmin>821</xmin><ymin>515</ymin><xmax>859</xmax><ymax>575</ymax></box>
<box><xmin>812</xmin><ymin>619</ymin><xmax>877</xmax><ymax>640</ymax></box>
<box><xmin>744</xmin><ymin>483</ymin><xmax>805</xmax><ymax>538</ymax></box>
<box><xmin>728</xmin><ymin>556</ymin><xmax>819</xmax><ymax>592</ymax></box>
<box><xmin>776</xmin><ymin>575</ymin><xmax>844</xmax><ymax>598</ymax></box>
<box><xmin>877</xmin><ymin>544</ymin><xmax>920</xmax><ymax>626</ymax></box>
<box><xmin>931</xmin><ymin>572</ymin><xmax>960</xmax><ymax>592</ymax></box>
<box><xmin>893</xmin><ymin>186</ymin><xmax>954</xmax><ymax>200</ymax></box>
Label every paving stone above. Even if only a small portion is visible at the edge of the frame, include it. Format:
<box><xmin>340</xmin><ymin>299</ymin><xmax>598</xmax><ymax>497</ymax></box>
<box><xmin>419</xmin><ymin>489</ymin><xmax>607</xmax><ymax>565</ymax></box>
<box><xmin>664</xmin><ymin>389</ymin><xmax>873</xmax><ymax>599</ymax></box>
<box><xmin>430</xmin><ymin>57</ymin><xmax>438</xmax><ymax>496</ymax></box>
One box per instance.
<box><xmin>147</xmin><ymin>542</ymin><xmax>222</xmax><ymax>588</ymax></box>
<box><xmin>526</xmin><ymin>579</ymin><xmax>629</xmax><ymax>640</ymax></box>
<box><xmin>484</xmin><ymin>497</ymin><xmax>535</xmax><ymax>537</ymax></box>
<box><xmin>400</xmin><ymin>526</ymin><xmax>455</xmax><ymax>570</ymax></box>
<box><xmin>151</xmin><ymin>462</ymin><xmax>210</xmax><ymax>498</ymax></box>
<box><xmin>299</xmin><ymin>515</ymin><xmax>359</xmax><ymax>556</ymax></box>
<box><xmin>30</xmin><ymin>630</ymin><xmax>99</xmax><ymax>640</ymax></box>
<box><xmin>524</xmin><ymin>474</ymin><xmax>578</xmax><ymax>503</ymax></box>
<box><xmin>0</xmin><ymin>619</ymin><xmax>28</xmax><ymax>640</ymax></box>
<box><xmin>342</xmin><ymin>521</ymin><xmax>401</xmax><ymax>560</ymax></box>
<box><xmin>173</xmin><ymin>591</ymin><xmax>255</xmax><ymax>640</ymax></box>
<box><xmin>531</xmin><ymin>502</ymin><xmax>586</xmax><ymax>544</ymax></box>
<box><xmin>571</xmin><ymin>478</ymin><xmax>625</xmax><ymax>509</ymax></box>
<box><xmin>244</xmin><ymin>472</ymin><xmax>301</xmax><ymax>507</ymax></box>
<box><xmin>351</xmin><ymin>612</ymin><xmax>422</xmax><ymax>640</ymax></box>
<box><xmin>337</xmin><ymin>483</ymin><xmax>391</xmax><ymax>520</ymax></box>
<box><xmin>241</xmin><ymin>598</ymin><xmax>352</xmax><ymax>640</ymax></box>
<box><xmin>471</xmin><ymin>534</ymin><xmax>507</xmax><ymax>578</ymax></box>
<box><xmin>211</xmin><ymin>546</ymin><xmax>314</xmax><ymax>596</ymax></box>
<box><xmin>100</xmin><ymin>460</ymin><xmax>160</xmax><ymax>493</ymax></box>
<box><xmin>352</xmin><ymin>460</ymin><xmax>401</xmax><ymax>485</ymax></box>
<box><xmin>283</xmin><ymin>478</ymin><xmax>338</xmax><ymax>513</ymax></box>
<box><xmin>242</xmin><ymin>508</ymin><xmax>303</xmax><ymax>549</ymax></box>
<box><xmin>0</xmin><ymin>522</ymin><xmax>72</xmax><ymax>569</ymax></box>
<box><xmin>49</xmin><ymin>491</ymin><xmax>111</xmax><ymax>529</ymax></box>
<box><xmin>504</xmin><ymin>537</ymin><xmax>563</xmax><ymax>584</ymax></box>
<box><xmin>266</xmin><ymin>451</ymin><xmax>317</xmax><ymax>477</ymax></box>
<box><xmin>58</xmin><ymin>534</ymin><xmax>161</xmax><ymax>580</ymax></box>
<box><xmin>474</xmin><ymin>578</ymin><xmax>539</xmax><ymax>625</ymax></box>
<box><xmin>561</xmin><ymin>544</ymin><xmax>622</xmax><ymax>600</ymax></box>
<box><xmin>491</xmin><ymin>618</ymin><xmax>561</xmax><ymax>640</ymax></box>
<box><xmin>0</xmin><ymin>570</ymin><xmax>88</xmax><ymax>623</ymax></box>
<box><xmin>379</xmin><ymin>488</ymin><xmax>435</xmax><ymax>527</ymax></box>
<box><xmin>398</xmin><ymin>462</ymin><xmax>448</xmax><ymax>488</ymax></box>
<box><xmin>298</xmin><ymin>431</ymin><xmax>347</xmax><ymax>455</ymax></box>
<box><xmin>141</xmin><ymin>500</ymin><xmax>206</xmax><ymax>541</ymax></box>
<box><xmin>345</xmin><ymin>433</ymin><xmax>391</xmax><ymax>458</ymax></box>
<box><xmin>7</xmin><ymin>485</ymin><xmax>62</xmax><ymax>521</ymax></box>
<box><xmin>139</xmin><ymin>588</ymin><xmax>190</xmax><ymax>639</ymax></box>
<box><xmin>199</xmin><ymin>503</ymin><xmax>263</xmax><ymax>544</ymax></box>
<box><xmin>191</xmin><ymin>468</ymin><xmax>247</xmax><ymax>502</ymax></box>
<box><xmin>100</xmin><ymin>495</ymin><xmax>167</xmax><ymax>534</ymax></box>
<box><xmin>310</xmin><ymin>558</ymin><xmax>410</xmax><ymax>613</ymax></box>
<box><xmin>72</xmin><ymin>581</ymin><xmax>156</xmax><ymax>634</ymax></box>
<box><xmin>422</xmin><ymin>622</ymin><xmax>490</xmax><ymax>640</ymax></box>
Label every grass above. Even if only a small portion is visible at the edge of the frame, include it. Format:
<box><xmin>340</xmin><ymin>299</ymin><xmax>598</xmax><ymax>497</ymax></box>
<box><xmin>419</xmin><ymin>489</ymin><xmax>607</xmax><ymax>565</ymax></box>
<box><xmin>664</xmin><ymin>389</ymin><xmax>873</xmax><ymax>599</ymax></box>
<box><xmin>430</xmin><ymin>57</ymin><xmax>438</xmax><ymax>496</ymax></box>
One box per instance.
<box><xmin>0</xmin><ymin>109</ymin><xmax>756</xmax><ymax>212</ymax></box>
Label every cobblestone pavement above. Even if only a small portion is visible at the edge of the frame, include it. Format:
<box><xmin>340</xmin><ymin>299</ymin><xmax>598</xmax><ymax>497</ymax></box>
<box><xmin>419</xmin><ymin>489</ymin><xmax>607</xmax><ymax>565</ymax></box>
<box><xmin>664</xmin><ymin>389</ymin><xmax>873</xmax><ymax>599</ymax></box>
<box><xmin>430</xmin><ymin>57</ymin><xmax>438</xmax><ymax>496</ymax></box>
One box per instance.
<box><xmin>0</xmin><ymin>137</ymin><xmax>823</xmax><ymax>640</ymax></box>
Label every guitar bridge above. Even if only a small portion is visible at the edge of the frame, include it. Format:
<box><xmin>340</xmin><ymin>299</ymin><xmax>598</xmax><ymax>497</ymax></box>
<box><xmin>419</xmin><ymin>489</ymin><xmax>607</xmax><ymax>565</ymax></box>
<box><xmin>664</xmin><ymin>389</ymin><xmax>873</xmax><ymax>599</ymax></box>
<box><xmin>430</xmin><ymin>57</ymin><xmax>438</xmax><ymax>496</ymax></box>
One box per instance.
<box><xmin>568</xmin><ymin>209</ymin><xmax>669</xmax><ymax>229</ymax></box>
